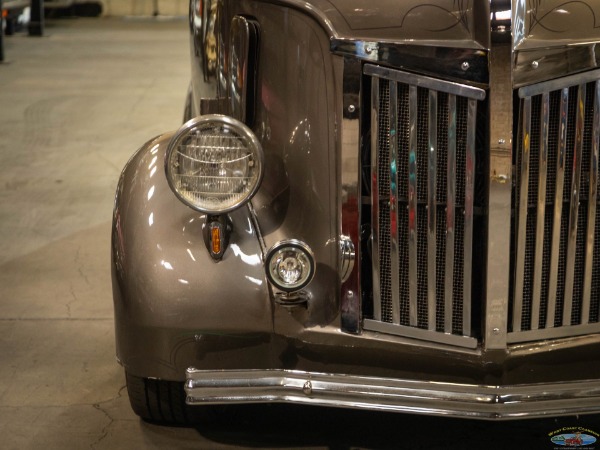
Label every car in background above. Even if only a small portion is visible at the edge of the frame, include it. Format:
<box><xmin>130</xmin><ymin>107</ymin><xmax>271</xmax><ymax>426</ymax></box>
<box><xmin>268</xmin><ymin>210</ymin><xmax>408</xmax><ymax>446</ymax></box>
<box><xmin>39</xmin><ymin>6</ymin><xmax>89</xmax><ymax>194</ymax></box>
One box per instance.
<box><xmin>2</xmin><ymin>0</ymin><xmax>29</xmax><ymax>35</ymax></box>
<box><xmin>112</xmin><ymin>0</ymin><xmax>600</xmax><ymax>424</ymax></box>
<box><xmin>43</xmin><ymin>0</ymin><xmax>101</xmax><ymax>17</ymax></box>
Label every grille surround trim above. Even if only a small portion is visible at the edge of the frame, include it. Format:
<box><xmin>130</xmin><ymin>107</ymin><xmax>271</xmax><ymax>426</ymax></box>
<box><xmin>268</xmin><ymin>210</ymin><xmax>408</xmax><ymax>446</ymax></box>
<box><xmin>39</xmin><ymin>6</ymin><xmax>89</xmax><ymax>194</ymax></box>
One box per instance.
<box><xmin>364</xmin><ymin>64</ymin><xmax>484</xmax><ymax>349</ymax></box>
<box><xmin>511</xmin><ymin>70</ymin><xmax>600</xmax><ymax>343</ymax></box>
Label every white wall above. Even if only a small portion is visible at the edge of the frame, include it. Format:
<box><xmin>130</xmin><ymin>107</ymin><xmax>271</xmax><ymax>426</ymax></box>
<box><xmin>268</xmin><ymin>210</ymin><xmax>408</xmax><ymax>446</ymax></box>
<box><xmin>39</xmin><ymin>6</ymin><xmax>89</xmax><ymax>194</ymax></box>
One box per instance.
<box><xmin>100</xmin><ymin>0</ymin><xmax>188</xmax><ymax>17</ymax></box>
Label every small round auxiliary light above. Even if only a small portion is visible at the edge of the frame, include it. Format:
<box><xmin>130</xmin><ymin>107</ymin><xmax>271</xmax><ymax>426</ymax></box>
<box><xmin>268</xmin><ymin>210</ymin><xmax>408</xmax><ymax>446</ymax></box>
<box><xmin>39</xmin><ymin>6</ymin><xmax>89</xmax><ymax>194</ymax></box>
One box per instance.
<box><xmin>265</xmin><ymin>240</ymin><xmax>315</xmax><ymax>293</ymax></box>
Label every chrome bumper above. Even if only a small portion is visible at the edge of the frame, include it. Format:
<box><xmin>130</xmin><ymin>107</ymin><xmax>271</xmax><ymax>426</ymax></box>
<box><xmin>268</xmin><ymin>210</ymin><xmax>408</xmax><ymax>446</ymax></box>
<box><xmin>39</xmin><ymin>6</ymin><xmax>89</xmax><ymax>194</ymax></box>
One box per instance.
<box><xmin>185</xmin><ymin>368</ymin><xmax>600</xmax><ymax>420</ymax></box>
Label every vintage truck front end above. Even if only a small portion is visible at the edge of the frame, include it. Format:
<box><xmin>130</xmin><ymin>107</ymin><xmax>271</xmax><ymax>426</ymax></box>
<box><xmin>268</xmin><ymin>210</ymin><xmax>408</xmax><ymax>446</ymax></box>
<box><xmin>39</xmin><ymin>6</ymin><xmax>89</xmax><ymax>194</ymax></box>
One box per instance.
<box><xmin>112</xmin><ymin>0</ymin><xmax>600</xmax><ymax>422</ymax></box>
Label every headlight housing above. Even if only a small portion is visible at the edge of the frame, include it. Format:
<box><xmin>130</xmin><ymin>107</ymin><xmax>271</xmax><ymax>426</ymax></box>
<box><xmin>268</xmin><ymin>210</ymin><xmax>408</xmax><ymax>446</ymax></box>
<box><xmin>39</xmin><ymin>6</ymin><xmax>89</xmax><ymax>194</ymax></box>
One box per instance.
<box><xmin>265</xmin><ymin>240</ymin><xmax>315</xmax><ymax>293</ymax></box>
<box><xmin>165</xmin><ymin>115</ymin><xmax>264</xmax><ymax>214</ymax></box>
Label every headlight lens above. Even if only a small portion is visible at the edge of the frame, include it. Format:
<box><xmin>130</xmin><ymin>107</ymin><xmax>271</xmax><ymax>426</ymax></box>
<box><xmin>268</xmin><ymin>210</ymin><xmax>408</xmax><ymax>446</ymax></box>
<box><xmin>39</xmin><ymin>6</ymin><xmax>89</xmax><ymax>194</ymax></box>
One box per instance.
<box><xmin>266</xmin><ymin>240</ymin><xmax>315</xmax><ymax>292</ymax></box>
<box><xmin>165</xmin><ymin>115</ymin><xmax>263</xmax><ymax>214</ymax></box>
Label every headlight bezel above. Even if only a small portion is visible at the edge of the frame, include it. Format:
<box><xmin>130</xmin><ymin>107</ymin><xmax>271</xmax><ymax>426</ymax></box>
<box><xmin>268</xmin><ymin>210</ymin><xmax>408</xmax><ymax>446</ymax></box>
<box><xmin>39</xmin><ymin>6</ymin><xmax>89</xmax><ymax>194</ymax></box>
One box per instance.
<box><xmin>164</xmin><ymin>114</ymin><xmax>264</xmax><ymax>214</ymax></box>
<box><xmin>265</xmin><ymin>239</ymin><xmax>316</xmax><ymax>293</ymax></box>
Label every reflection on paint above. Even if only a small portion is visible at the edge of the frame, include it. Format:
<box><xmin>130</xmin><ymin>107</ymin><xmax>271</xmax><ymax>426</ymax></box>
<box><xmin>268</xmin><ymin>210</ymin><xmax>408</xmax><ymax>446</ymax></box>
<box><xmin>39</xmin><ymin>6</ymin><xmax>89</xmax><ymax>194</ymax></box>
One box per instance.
<box><xmin>230</xmin><ymin>243</ymin><xmax>261</xmax><ymax>266</ymax></box>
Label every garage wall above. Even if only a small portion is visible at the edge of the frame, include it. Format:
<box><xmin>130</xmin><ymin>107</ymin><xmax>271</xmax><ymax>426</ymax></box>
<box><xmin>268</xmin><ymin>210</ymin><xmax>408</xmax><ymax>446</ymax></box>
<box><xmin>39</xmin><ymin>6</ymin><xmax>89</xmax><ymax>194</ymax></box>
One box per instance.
<box><xmin>100</xmin><ymin>0</ymin><xmax>188</xmax><ymax>17</ymax></box>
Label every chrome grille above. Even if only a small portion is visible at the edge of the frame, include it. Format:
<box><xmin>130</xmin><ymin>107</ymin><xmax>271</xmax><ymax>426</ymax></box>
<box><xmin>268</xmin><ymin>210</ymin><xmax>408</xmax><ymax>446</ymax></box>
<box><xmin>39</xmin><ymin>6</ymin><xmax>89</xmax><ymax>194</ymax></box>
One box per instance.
<box><xmin>510</xmin><ymin>71</ymin><xmax>600</xmax><ymax>343</ymax></box>
<box><xmin>363</xmin><ymin>65</ymin><xmax>484</xmax><ymax>349</ymax></box>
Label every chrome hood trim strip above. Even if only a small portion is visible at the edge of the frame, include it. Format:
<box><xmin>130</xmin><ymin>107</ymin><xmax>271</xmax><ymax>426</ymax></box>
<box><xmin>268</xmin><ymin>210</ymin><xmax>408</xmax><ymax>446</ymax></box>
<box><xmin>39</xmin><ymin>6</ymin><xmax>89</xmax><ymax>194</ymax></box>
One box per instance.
<box><xmin>186</xmin><ymin>368</ymin><xmax>600</xmax><ymax>420</ymax></box>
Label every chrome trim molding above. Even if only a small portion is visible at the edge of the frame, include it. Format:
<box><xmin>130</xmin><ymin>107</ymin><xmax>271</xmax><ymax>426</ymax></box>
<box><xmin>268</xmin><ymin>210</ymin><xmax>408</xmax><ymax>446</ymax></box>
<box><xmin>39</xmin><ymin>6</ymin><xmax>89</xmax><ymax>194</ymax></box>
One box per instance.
<box><xmin>508</xmin><ymin>324</ymin><xmax>600</xmax><ymax>344</ymax></box>
<box><xmin>427</xmin><ymin>90</ymin><xmax>437</xmax><ymax>331</ymax></box>
<box><xmin>518</xmin><ymin>69</ymin><xmax>600</xmax><ymax>99</ymax></box>
<box><xmin>512</xmin><ymin>96</ymin><xmax>532</xmax><ymax>332</ymax></box>
<box><xmin>514</xmin><ymin>45</ymin><xmax>600</xmax><ymax>88</ymax></box>
<box><xmin>531</xmin><ymin>92</ymin><xmax>549</xmax><ymax>330</ymax></box>
<box><xmin>390</xmin><ymin>81</ymin><xmax>401</xmax><ymax>325</ymax></box>
<box><xmin>186</xmin><ymin>368</ymin><xmax>600</xmax><ymax>420</ymax></box>
<box><xmin>563</xmin><ymin>83</ymin><xmax>586</xmax><ymax>326</ymax></box>
<box><xmin>445</xmin><ymin>94</ymin><xmax>457</xmax><ymax>334</ymax></box>
<box><xmin>332</xmin><ymin>40</ymin><xmax>489</xmax><ymax>86</ymax></box>
<box><xmin>463</xmin><ymin>98</ymin><xmax>476</xmax><ymax>336</ymax></box>
<box><xmin>485</xmin><ymin>43</ymin><xmax>512</xmax><ymax>350</ymax></box>
<box><xmin>340</xmin><ymin>57</ymin><xmax>362</xmax><ymax>334</ymax></box>
<box><xmin>408</xmin><ymin>84</ymin><xmax>418</xmax><ymax>327</ymax></box>
<box><xmin>371</xmin><ymin>76</ymin><xmax>381</xmax><ymax>322</ymax></box>
<box><xmin>364</xmin><ymin>65</ymin><xmax>486</xmax><ymax>101</ymax></box>
<box><xmin>547</xmin><ymin>87</ymin><xmax>569</xmax><ymax>328</ymax></box>
<box><xmin>339</xmin><ymin>235</ymin><xmax>356</xmax><ymax>284</ymax></box>
<box><xmin>363</xmin><ymin>319</ymin><xmax>478</xmax><ymax>349</ymax></box>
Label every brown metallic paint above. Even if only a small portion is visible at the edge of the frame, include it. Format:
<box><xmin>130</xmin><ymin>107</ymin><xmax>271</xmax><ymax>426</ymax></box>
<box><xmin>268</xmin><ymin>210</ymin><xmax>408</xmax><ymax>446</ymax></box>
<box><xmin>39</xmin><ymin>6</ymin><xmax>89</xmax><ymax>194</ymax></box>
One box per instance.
<box><xmin>111</xmin><ymin>0</ymin><xmax>600</xmax><ymax>414</ymax></box>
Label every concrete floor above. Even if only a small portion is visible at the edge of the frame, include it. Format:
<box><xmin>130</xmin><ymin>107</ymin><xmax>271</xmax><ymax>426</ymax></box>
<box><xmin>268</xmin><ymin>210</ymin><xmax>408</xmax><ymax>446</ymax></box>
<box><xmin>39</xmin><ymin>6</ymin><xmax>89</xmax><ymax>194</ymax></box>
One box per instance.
<box><xmin>1</xmin><ymin>17</ymin><xmax>600</xmax><ymax>450</ymax></box>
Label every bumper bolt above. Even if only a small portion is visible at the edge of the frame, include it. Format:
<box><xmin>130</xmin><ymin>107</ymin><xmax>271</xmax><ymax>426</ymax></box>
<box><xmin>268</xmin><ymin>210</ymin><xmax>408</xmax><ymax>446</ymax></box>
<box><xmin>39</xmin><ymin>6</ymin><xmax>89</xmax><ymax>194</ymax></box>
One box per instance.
<box><xmin>303</xmin><ymin>380</ymin><xmax>313</xmax><ymax>395</ymax></box>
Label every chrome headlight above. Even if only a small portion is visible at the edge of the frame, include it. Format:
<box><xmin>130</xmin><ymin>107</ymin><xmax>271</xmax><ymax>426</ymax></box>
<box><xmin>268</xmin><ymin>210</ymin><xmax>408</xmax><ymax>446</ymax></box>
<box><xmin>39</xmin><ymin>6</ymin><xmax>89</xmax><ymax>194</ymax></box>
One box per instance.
<box><xmin>265</xmin><ymin>240</ymin><xmax>315</xmax><ymax>293</ymax></box>
<box><xmin>165</xmin><ymin>115</ymin><xmax>264</xmax><ymax>214</ymax></box>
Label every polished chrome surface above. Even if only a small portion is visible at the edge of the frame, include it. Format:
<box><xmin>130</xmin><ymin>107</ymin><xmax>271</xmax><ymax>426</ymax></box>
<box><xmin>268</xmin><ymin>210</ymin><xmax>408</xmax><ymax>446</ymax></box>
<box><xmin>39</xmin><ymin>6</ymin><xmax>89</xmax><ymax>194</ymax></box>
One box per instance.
<box><xmin>547</xmin><ymin>88</ymin><xmax>569</xmax><ymax>328</ymax></box>
<box><xmin>371</xmin><ymin>76</ymin><xmax>382</xmax><ymax>322</ymax></box>
<box><xmin>485</xmin><ymin>43</ymin><xmax>512</xmax><ymax>349</ymax></box>
<box><xmin>408</xmin><ymin>84</ymin><xmax>418</xmax><ymax>327</ymax></box>
<box><xmin>463</xmin><ymin>98</ymin><xmax>476</xmax><ymax>336</ymax></box>
<box><xmin>445</xmin><ymin>94</ymin><xmax>456</xmax><ymax>334</ymax></box>
<box><xmin>364</xmin><ymin>64</ymin><xmax>484</xmax><ymax>347</ymax></box>
<box><xmin>512</xmin><ymin>97</ymin><xmax>531</xmax><ymax>332</ymax></box>
<box><xmin>265</xmin><ymin>239</ymin><xmax>316</xmax><ymax>293</ymax></box>
<box><xmin>164</xmin><ymin>114</ymin><xmax>264</xmax><ymax>214</ymax></box>
<box><xmin>332</xmin><ymin>41</ymin><xmax>489</xmax><ymax>86</ymax></box>
<box><xmin>427</xmin><ymin>90</ymin><xmax>437</xmax><ymax>331</ymax></box>
<box><xmin>339</xmin><ymin>235</ymin><xmax>356</xmax><ymax>284</ymax></box>
<box><xmin>531</xmin><ymin>92</ymin><xmax>549</xmax><ymax>330</ymax></box>
<box><xmin>186</xmin><ymin>368</ymin><xmax>600</xmax><ymax>420</ymax></box>
<box><xmin>563</xmin><ymin>84</ymin><xmax>586</xmax><ymax>326</ymax></box>
<box><xmin>511</xmin><ymin>71</ymin><xmax>600</xmax><ymax>342</ymax></box>
<box><xmin>390</xmin><ymin>81</ymin><xmax>401</xmax><ymax>325</ymax></box>
<box><xmin>340</xmin><ymin>57</ymin><xmax>362</xmax><ymax>333</ymax></box>
<box><xmin>582</xmin><ymin>82</ymin><xmax>600</xmax><ymax>324</ymax></box>
<box><xmin>363</xmin><ymin>66</ymin><xmax>485</xmax><ymax>101</ymax></box>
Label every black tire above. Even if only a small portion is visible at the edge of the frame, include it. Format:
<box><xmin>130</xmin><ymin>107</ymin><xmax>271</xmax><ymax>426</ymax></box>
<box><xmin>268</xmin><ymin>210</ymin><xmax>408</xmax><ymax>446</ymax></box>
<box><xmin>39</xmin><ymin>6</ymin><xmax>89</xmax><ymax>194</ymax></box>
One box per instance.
<box><xmin>126</xmin><ymin>371</ymin><xmax>219</xmax><ymax>425</ymax></box>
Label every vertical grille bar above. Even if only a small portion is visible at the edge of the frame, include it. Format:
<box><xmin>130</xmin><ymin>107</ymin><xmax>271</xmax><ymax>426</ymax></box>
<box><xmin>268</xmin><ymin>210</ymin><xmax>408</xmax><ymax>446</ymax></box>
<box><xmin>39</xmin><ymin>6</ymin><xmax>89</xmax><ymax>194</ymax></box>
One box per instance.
<box><xmin>531</xmin><ymin>92</ymin><xmax>550</xmax><ymax>330</ymax></box>
<box><xmin>547</xmin><ymin>88</ymin><xmax>569</xmax><ymax>328</ymax></box>
<box><xmin>389</xmin><ymin>81</ymin><xmax>401</xmax><ymax>325</ymax></box>
<box><xmin>428</xmin><ymin>90</ymin><xmax>438</xmax><ymax>330</ymax></box>
<box><xmin>513</xmin><ymin>97</ymin><xmax>532</xmax><ymax>332</ymax></box>
<box><xmin>408</xmin><ymin>85</ymin><xmax>419</xmax><ymax>327</ymax></box>
<box><xmin>563</xmin><ymin>84</ymin><xmax>587</xmax><ymax>326</ymax></box>
<box><xmin>371</xmin><ymin>77</ymin><xmax>382</xmax><ymax>321</ymax></box>
<box><xmin>445</xmin><ymin>94</ymin><xmax>457</xmax><ymax>334</ymax></box>
<box><xmin>582</xmin><ymin>81</ymin><xmax>600</xmax><ymax>324</ymax></box>
<box><xmin>463</xmin><ymin>98</ymin><xmax>476</xmax><ymax>336</ymax></box>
